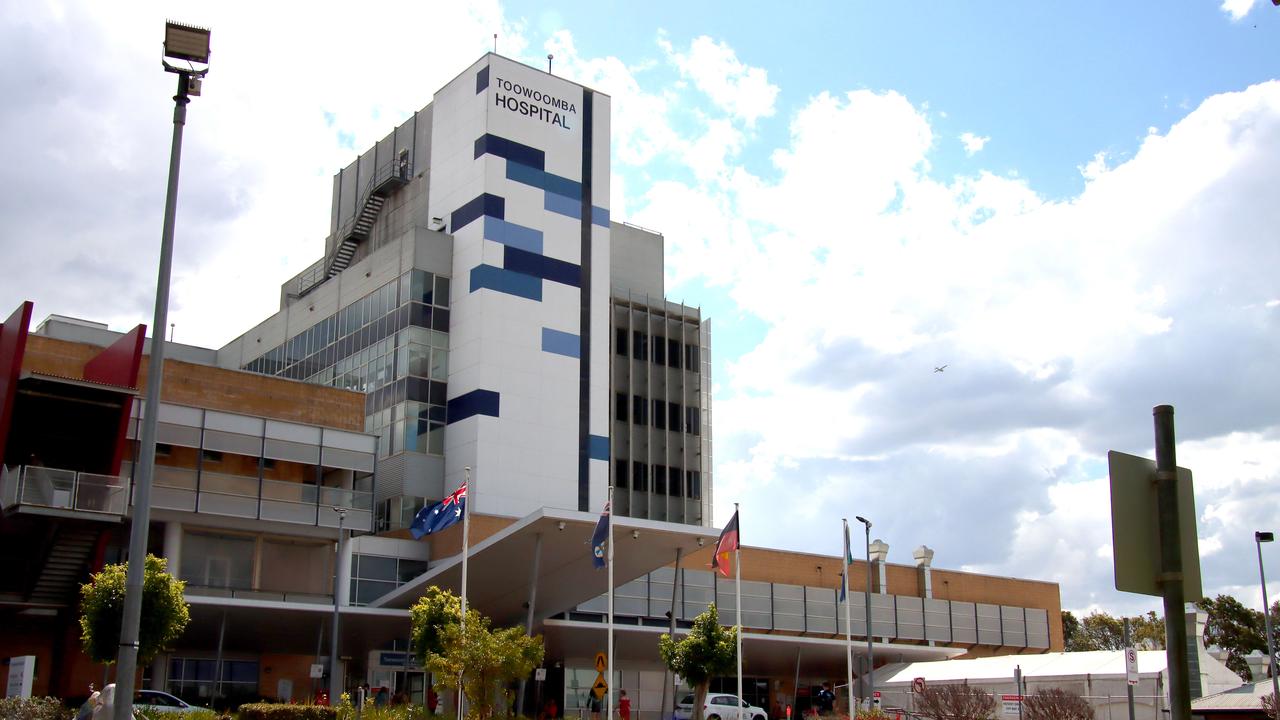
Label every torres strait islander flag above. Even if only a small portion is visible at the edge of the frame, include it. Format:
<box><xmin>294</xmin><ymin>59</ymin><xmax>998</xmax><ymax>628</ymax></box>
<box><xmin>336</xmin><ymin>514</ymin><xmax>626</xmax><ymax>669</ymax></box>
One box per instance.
<box><xmin>710</xmin><ymin>509</ymin><xmax>740</xmax><ymax>577</ymax></box>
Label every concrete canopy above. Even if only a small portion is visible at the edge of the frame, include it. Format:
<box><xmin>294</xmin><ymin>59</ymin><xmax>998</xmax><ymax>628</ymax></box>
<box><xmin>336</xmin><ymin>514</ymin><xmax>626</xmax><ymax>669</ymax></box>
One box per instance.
<box><xmin>372</xmin><ymin>506</ymin><xmax>719</xmax><ymax>625</ymax></box>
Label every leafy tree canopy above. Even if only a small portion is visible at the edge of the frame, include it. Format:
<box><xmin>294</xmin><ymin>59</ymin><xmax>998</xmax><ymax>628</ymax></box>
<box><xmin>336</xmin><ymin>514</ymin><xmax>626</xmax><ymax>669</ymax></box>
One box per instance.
<box><xmin>79</xmin><ymin>554</ymin><xmax>190</xmax><ymax>664</ymax></box>
<box><xmin>658</xmin><ymin>603</ymin><xmax>738</xmax><ymax>720</ymax></box>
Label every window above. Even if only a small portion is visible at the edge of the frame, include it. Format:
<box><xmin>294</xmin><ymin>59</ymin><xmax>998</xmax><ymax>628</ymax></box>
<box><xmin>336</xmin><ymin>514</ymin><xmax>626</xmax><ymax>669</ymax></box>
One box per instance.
<box><xmin>669</xmin><ymin>402</ymin><xmax>682</xmax><ymax>431</ymax></box>
<box><xmin>685</xmin><ymin>344</ymin><xmax>700</xmax><ymax>369</ymax></box>
<box><xmin>632</xmin><ymin>462</ymin><xmax>648</xmax><ymax>492</ymax></box>
<box><xmin>261</xmin><ymin>458</ymin><xmax>276</xmax><ymax>470</ymax></box>
<box><xmin>632</xmin><ymin>331</ymin><xmax>648</xmax><ymax>361</ymax></box>
<box><xmin>652</xmin><ymin>336</ymin><xmax>665</xmax><ymax>365</ymax></box>
<box><xmin>615</xmin><ymin>393</ymin><xmax>628</xmax><ymax>422</ymax></box>
<box><xmin>653</xmin><ymin>466</ymin><xmax>666</xmax><ymax>495</ymax></box>
<box><xmin>614</xmin><ymin>460</ymin><xmax>629</xmax><ymax>489</ymax></box>
<box><xmin>668</xmin><ymin>467</ymin><xmax>682</xmax><ymax>496</ymax></box>
<box><xmin>686</xmin><ymin>471</ymin><xmax>701</xmax><ymax>500</ymax></box>
<box><xmin>686</xmin><ymin>406</ymin><xmax>701</xmax><ymax>436</ymax></box>
<box><xmin>615</xmin><ymin>328</ymin><xmax>628</xmax><ymax>356</ymax></box>
<box><xmin>632</xmin><ymin>395</ymin><xmax>647</xmax><ymax>425</ymax></box>
<box><xmin>652</xmin><ymin>399</ymin><xmax>666</xmax><ymax>430</ymax></box>
<box><xmin>201</xmin><ymin>450</ymin><xmax>223</xmax><ymax>464</ymax></box>
<box><xmin>156</xmin><ymin>443</ymin><xmax>172</xmax><ymax>457</ymax></box>
<box><xmin>668</xmin><ymin>338</ymin><xmax>681</xmax><ymax>368</ymax></box>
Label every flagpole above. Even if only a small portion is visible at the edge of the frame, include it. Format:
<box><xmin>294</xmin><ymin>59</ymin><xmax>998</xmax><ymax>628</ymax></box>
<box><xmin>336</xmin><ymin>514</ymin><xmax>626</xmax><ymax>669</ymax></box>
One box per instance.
<box><xmin>607</xmin><ymin>484</ymin><xmax>615</xmax><ymax>720</ymax></box>
<box><xmin>734</xmin><ymin>502</ymin><xmax>742</xmax><ymax>720</ymax></box>
<box><xmin>457</xmin><ymin>466</ymin><xmax>472</xmax><ymax>720</ymax></box>
<box><xmin>842</xmin><ymin>519</ymin><xmax>853</xmax><ymax>716</ymax></box>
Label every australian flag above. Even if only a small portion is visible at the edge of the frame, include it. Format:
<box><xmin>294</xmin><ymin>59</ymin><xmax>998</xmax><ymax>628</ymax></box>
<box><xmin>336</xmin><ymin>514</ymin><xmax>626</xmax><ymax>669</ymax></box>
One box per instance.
<box><xmin>409</xmin><ymin>483</ymin><xmax>467</xmax><ymax>540</ymax></box>
<box><xmin>591</xmin><ymin>501</ymin><xmax>610</xmax><ymax>569</ymax></box>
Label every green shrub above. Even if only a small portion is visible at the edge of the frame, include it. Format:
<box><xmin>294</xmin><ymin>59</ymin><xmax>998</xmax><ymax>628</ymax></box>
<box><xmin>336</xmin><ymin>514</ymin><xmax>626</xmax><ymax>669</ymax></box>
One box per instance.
<box><xmin>238</xmin><ymin>703</ymin><xmax>338</xmax><ymax>720</ymax></box>
<box><xmin>0</xmin><ymin>696</ymin><xmax>72</xmax><ymax>720</ymax></box>
<box><xmin>134</xmin><ymin>708</ymin><xmax>221</xmax><ymax>720</ymax></box>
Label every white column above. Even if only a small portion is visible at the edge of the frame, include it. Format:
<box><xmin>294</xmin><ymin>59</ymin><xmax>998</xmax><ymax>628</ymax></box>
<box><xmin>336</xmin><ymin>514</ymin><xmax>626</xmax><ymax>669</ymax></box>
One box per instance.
<box><xmin>336</xmin><ymin>534</ymin><xmax>353</xmax><ymax>607</ymax></box>
<box><xmin>163</xmin><ymin>521</ymin><xmax>183</xmax><ymax>569</ymax></box>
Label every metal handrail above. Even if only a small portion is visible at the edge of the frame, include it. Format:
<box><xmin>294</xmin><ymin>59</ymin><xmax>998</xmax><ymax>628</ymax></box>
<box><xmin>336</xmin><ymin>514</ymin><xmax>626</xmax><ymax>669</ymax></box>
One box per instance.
<box><xmin>3</xmin><ymin>465</ymin><xmax>130</xmax><ymax>515</ymax></box>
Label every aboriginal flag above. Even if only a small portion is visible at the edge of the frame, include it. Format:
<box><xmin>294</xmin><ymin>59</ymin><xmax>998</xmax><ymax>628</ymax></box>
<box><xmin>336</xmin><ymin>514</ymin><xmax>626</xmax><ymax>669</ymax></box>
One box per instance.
<box><xmin>710</xmin><ymin>509</ymin><xmax>740</xmax><ymax>577</ymax></box>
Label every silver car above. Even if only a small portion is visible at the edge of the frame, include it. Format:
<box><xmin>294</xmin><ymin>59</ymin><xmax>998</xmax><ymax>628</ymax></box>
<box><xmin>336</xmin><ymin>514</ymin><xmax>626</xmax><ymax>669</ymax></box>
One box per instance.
<box><xmin>133</xmin><ymin>690</ymin><xmax>203</xmax><ymax>715</ymax></box>
<box><xmin>675</xmin><ymin>693</ymin><xmax>767</xmax><ymax>720</ymax></box>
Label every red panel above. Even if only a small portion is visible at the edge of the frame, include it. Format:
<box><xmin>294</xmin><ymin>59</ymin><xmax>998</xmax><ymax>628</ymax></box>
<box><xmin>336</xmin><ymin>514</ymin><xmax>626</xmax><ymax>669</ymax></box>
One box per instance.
<box><xmin>84</xmin><ymin>324</ymin><xmax>146</xmax><ymax>475</ymax></box>
<box><xmin>83</xmin><ymin>323</ymin><xmax>146</xmax><ymax>388</ymax></box>
<box><xmin>0</xmin><ymin>301</ymin><xmax>34</xmax><ymax>468</ymax></box>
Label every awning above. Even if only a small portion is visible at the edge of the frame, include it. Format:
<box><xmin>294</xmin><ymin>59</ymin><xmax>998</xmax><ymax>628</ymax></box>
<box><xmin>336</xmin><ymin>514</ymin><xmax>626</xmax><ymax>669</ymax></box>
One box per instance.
<box><xmin>372</xmin><ymin>506</ymin><xmax>719</xmax><ymax>626</ymax></box>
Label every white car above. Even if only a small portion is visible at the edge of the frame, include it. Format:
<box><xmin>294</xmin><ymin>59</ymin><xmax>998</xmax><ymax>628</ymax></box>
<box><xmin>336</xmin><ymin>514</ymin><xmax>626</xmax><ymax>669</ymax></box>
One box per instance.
<box><xmin>133</xmin><ymin>690</ymin><xmax>203</xmax><ymax>715</ymax></box>
<box><xmin>675</xmin><ymin>693</ymin><xmax>767</xmax><ymax>720</ymax></box>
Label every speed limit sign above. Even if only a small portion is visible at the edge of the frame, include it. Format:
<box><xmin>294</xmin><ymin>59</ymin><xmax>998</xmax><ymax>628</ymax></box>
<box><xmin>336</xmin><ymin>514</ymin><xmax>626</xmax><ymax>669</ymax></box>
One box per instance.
<box><xmin>913</xmin><ymin>677</ymin><xmax>926</xmax><ymax>693</ymax></box>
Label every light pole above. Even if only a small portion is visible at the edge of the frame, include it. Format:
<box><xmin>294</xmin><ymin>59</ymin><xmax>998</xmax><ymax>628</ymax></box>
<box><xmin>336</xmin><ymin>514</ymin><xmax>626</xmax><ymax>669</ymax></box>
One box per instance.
<box><xmin>1256</xmin><ymin>531</ymin><xmax>1278</xmax><ymax>704</ymax></box>
<box><xmin>855</xmin><ymin>516</ymin><xmax>874</xmax><ymax>710</ymax></box>
<box><xmin>331</xmin><ymin>507</ymin><xmax>348</xmax><ymax>703</ymax></box>
<box><xmin>113</xmin><ymin>22</ymin><xmax>209</xmax><ymax>720</ymax></box>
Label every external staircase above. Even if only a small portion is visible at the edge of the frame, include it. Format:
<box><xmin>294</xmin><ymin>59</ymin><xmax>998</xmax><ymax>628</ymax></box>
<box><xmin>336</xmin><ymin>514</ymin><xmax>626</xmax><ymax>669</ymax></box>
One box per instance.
<box><xmin>28</xmin><ymin>525</ymin><xmax>101</xmax><ymax>606</ymax></box>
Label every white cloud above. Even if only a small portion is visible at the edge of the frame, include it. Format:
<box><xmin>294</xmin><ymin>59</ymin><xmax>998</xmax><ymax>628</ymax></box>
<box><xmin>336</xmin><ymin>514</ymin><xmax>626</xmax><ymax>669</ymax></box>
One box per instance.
<box><xmin>959</xmin><ymin>132</ymin><xmax>989</xmax><ymax>156</ymax></box>
<box><xmin>1220</xmin><ymin>0</ymin><xmax>1258</xmax><ymax>21</ymax></box>
<box><xmin>661</xmin><ymin>34</ymin><xmax>778</xmax><ymax>126</ymax></box>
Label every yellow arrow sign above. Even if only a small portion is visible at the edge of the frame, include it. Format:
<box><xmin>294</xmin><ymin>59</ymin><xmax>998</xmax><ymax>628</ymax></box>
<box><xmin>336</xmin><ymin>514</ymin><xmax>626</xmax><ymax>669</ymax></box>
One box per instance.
<box><xmin>594</xmin><ymin>652</ymin><xmax>608</xmax><ymax>673</ymax></box>
<box><xmin>592</xmin><ymin>675</ymin><xmax>608</xmax><ymax>700</ymax></box>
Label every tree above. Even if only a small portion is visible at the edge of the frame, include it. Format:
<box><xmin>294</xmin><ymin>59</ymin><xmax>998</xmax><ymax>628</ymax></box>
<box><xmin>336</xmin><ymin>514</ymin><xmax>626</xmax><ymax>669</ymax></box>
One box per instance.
<box><xmin>1022</xmin><ymin>688</ymin><xmax>1094</xmax><ymax>720</ymax></box>
<box><xmin>412</xmin><ymin>589</ymin><xmax>544</xmax><ymax>720</ymax></box>
<box><xmin>658</xmin><ymin>603</ymin><xmax>737</xmax><ymax>720</ymax></box>
<box><xmin>913</xmin><ymin>683</ymin><xmax>996</xmax><ymax>720</ymax></box>
<box><xmin>1064</xmin><ymin>610</ymin><xmax>1164</xmax><ymax>651</ymax></box>
<box><xmin>1261</xmin><ymin>691</ymin><xmax>1277</xmax><ymax>720</ymax></box>
<box><xmin>1196</xmin><ymin>594</ymin><xmax>1270</xmax><ymax>681</ymax></box>
<box><xmin>1062</xmin><ymin>611</ymin><xmax>1081</xmax><ymax>650</ymax></box>
<box><xmin>79</xmin><ymin>554</ymin><xmax>190</xmax><ymax>664</ymax></box>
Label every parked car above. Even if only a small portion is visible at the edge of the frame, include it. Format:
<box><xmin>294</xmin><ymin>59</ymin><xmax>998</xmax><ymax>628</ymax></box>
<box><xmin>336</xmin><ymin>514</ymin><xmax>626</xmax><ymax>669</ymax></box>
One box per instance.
<box><xmin>675</xmin><ymin>693</ymin><xmax>767</xmax><ymax>720</ymax></box>
<box><xmin>133</xmin><ymin>690</ymin><xmax>203</xmax><ymax>715</ymax></box>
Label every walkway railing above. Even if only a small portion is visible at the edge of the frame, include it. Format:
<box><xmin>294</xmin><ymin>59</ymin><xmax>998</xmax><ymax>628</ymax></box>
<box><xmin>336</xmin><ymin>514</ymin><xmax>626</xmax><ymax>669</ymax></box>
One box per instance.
<box><xmin>0</xmin><ymin>464</ymin><xmax>130</xmax><ymax>517</ymax></box>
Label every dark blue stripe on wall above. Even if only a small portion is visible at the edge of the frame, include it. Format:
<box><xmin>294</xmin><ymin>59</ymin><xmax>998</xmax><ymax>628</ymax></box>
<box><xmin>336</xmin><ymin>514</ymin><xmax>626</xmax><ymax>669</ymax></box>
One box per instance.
<box><xmin>469</xmin><ymin>264</ymin><xmax>543</xmax><ymax>301</ymax></box>
<box><xmin>447</xmin><ymin>389</ymin><xmax>500</xmax><ymax>424</ymax></box>
<box><xmin>544</xmin><ymin>192</ymin><xmax>581</xmax><ymax>220</ymax></box>
<box><xmin>475</xmin><ymin>65</ymin><xmax>489</xmax><ymax>93</ymax></box>
<box><xmin>591</xmin><ymin>206</ymin><xmax>610</xmax><ymax>228</ymax></box>
<box><xmin>474</xmin><ymin>134</ymin><xmax>545</xmax><ymax>170</ymax></box>
<box><xmin>541</xmin><ymin>327</ymin><xmax>581</xmax><ymax>358</ymax></box>
<box><xmin>503</xmin><ymin>246</ymin><xmax>580</xmax><ymax>287</ymax></box>
<box><xmin>588</xmin><ymin>435</ymin><xmax>609</xmax><ymax>461</ymax></box>
<box><xmin>506</xmin><ymin>161</ymin><xmax>580</xmax><ymax>199</ymax></box>
<box><xmin>450</xmin><ymin>193</ymin><xmax>505</xmax><ymax>232</ymax></box>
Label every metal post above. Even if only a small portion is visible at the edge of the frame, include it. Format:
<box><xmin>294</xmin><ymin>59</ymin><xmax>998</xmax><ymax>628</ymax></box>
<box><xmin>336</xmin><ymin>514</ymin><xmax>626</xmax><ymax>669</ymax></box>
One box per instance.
<box><xmin>516</xmin><ymin>532</ymin><xmax>544</xmax><ymax>717</ymax></box>
<box><xmin>1153</xmin><ymin>405</ymin><xmax>1190</xmax><ymax>720</ymax></box>
<box><xmin>856</xmin><ymin>517</ymin><xmax>874</xmax><ymax>709</ymax></box>
<box><xmin>1124</xmin><ymin>618</ymin><xmax>1136</xmax><ymax>720</ymax></box>
<box><xmin>1256</xmin><ymin>533</ymin><xmax>1279</xmax><ymax>705</ymax></box>
<box><xmin>663</xmin><ymin>547</ymin><xmax>683</xmax><ymax>720</ymax></box>
<box><xmin>330</xmin><ymin>508</ymin><xmax>347</xmax><ymax>702</ymax></box>
<box><xmin>112</xmin><ymin>70</ymin><xmax>191</xmax><ymax>720</ymax></box>
<box><xmin>214</xmin><ymin>611</ymin><xmax>227</xmax><ymax>705</ymax></box>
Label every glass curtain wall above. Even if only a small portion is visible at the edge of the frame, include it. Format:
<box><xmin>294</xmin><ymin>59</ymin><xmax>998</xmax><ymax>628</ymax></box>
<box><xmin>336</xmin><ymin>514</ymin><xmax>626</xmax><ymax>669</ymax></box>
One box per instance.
<box><xmin>243</xmin><ymin>270</ymin><xmax>450</xmax><ymax>460</ymax></box>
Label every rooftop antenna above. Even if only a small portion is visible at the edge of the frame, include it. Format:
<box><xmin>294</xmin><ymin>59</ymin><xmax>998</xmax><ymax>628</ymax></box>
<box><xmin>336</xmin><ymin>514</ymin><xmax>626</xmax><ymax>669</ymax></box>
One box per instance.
<box><xmin>547</xmin><ymin>53</ymin><xmax>553</xmax><ymax>73</ymax></box>
<box><xmin>493</xmin><ymin>33</ymin><xmax>497</xmax><ymax>53</ymax></box>
<box><xmin>169</xmin><ymin>323</ymin><xmax>175</xmax><ymax>342</ymax></box>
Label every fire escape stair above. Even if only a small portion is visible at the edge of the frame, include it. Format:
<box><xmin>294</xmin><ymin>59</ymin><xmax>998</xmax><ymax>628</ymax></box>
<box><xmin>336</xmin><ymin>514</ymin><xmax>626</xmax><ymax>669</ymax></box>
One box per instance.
<box><xmin>28</xmin><ymin>525</ymin><xmax>101</xmax><ymax>606</ymax></box>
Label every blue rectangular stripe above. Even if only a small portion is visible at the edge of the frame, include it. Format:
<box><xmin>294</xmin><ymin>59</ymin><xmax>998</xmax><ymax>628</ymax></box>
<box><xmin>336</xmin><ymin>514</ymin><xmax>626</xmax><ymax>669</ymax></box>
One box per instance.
<box><xmin>483</xmin><ymin>216</ymin><xmax>543</xmax><ymax>254</ymax></box>
<box><xmin>469</xmin><ymin>264</ymin><xmax>542</xmax><ymax>301</ymax></box>
<box><xmin>591</xmin><ymin>205</ymin><xmax>610</xmax><ymax>228</ymax></box>
<box><xmin>506</xmin><ymin>161</ymin><xmax>581</xmax><ymax>199</ymax></box>
<box><xmin>450</xmin><ymin>193</ymin><xmax>505</xmax><ymax>232</ymax></box>
<box><xmin>541</xmin><ymin>327</ymin><xmax>581</xmax><ymax>359</ymax></box>
<box><xmin>447</xmin><ymin>389</ymin><xmax>500</xmax><ymax>424</ymax></box>
<box><xmin>544</xmin><ymin>191</ymin><xmax>581</xmax><ymax>220</ymax></box>
<box><xmin>588</xmin><ymin>435</ymin><xmax>609</xmax><ymax>461</ymax></box>
<box><xmin>474</xmin><ymin>134</ymin><xmax>545</xmax><ymax>170</ymax></box>
<box><xmin>503</xmin><ymin>246</ymin><xmax>580</xmax><ymax>288</ymax></box>
<box><xmin>475</xmin><ymin>65</ymin><xmax>489</xmax><ymax>93</ymax></box>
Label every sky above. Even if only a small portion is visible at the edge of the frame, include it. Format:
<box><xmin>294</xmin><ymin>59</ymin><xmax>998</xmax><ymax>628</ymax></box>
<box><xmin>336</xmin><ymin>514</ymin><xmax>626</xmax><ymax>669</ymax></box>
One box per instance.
<box><xmin>1</xmin><ymin>1</ymin><xmax>1278</xmax><ymax>618</ymax></box>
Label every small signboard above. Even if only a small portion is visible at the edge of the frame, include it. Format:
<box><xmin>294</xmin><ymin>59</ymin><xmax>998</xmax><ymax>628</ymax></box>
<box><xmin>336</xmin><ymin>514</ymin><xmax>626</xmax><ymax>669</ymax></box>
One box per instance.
<box><xmin>594</xmin><ymin>653</ymin><xmax>608</xmax><ymax>673</ymax></box>
<box><xmin>912</xmin><ymin>677</ymin><xmax>926</xmax><ymax>694</ymax></box>
<box><xmin>535</xmin><ymin>668</ymin><xmax>547</xmax><ymax>682</ymax></box>
<box><xmin>592</xmin><ymin>676</ymin><xmax>609</xmax><ymax>700</ymax></box>
<box><xmin>309</xmin><ymin>663</ymin><xmax>325</xmax><ymax>679</ymax></box>
<box><xmin>1125</xmin><ymin>647</ymin><xmax>1139</xmax><ymax>686</ymax></box>
<box><xmin>7</xmin><ymin>656</ymin><xmax>35</xmax><ymax>699</ymax></box>
<box><xmin>1000</xmin><ymin>695</ymin><xmax>1022</xmax><ymax>718</ymax></box>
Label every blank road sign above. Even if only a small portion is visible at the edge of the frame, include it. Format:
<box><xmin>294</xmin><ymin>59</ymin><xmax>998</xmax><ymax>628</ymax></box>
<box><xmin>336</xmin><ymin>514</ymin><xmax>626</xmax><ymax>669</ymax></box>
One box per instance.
<box><xmin>1108</xmin><ymin>451</ymin><xmax>1202</xmax><ymax>600</ymax></box>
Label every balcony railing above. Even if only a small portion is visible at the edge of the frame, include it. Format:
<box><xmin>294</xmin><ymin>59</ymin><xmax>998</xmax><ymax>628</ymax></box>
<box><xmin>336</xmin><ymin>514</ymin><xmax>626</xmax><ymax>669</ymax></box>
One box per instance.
<box><xmin>0</xmin><ymin>464</ymin><xmax>130</xmax><ymax>517</ymax></box>
<box><xmin>132</xmin><ymin>464</ymin><xmax>373</xmax><ymax>531</ymax></box>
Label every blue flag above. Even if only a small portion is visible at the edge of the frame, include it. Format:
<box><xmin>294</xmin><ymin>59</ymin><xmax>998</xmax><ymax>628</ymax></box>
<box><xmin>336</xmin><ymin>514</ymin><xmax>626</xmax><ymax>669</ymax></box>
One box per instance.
<box><xmin>591</xmin><ymin>501</ymin><xmax>610</xmax><ymax>568</ymax></box>
<box><xmin>839</xmin><ymin>523</ymin><xmax>853</xmax><ymax>602</ymax></box>
<box><xmin>410</xmin><ymin>483</ymin><xmax>467</xmax><ymax>540</ymax></box>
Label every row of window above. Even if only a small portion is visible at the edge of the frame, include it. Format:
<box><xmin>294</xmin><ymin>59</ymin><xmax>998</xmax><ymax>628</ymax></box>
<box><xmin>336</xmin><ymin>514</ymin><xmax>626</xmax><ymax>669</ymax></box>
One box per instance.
<box><xmin>243</xmin><ymin>270</ymin><xmax>450</xmax><ymax>380</ymax></box>
<box><xmin>350</xmin><ymin>552</ymin><xmax>430</xmax><ymax>606</ymax></box>
<box><xmin>615</xmin><ymin>393</ymin><xmax>702</xmax><ymax>434</ymax></box>
<box><xmin>615</xmin><ymin>329</ymin><xmax>702</xmax><ymax>369</ymax></box>
<box><xmin>614</xmin><ymin>461</ymin><xmax>702</xmax><ymax>499</ymax></box>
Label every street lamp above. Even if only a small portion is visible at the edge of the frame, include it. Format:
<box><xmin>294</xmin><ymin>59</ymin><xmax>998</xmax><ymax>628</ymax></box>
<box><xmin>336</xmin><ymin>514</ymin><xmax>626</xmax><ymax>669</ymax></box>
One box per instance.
<box><xmin>855</xmin><ymin>516</ymin><xmax>874</xmax><ymax>710</ymax></box>
<box><xmin>112</xmin><ymin>22</ymin><xmax>210</xmax><ymax>720</ymax></box>
<box><xmin>332</xmin><ymin>507</ymin><xmax>349</xmax><ymax>703</ymax></box>
<box><xmin>1256</xmin><ymin>531</ymin><xmax>1278</xmax><ymax>704</ymax></box>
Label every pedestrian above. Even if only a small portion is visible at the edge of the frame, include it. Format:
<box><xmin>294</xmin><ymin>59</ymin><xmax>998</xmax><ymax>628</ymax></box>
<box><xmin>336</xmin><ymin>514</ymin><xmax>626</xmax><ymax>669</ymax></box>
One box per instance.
<box><xmin>618</xmin><ymin>690</ymin><xmax>630</xmax><ymax>720</ymax></box>
<box><xmin>589</xmin><ymin>692</ymin><xmax>602</xmax><ymax>720</ymax></box>
<box><xmin>817</xmin><ymin>683</ymin><xmax>835</xmax><ymax>716</ymax></box>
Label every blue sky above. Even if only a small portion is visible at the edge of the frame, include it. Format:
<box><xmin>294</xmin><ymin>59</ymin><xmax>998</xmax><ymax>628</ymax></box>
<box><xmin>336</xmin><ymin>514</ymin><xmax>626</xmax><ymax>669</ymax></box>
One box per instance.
<box><xmin>2</xmin><ymin>1</ymin><xmax>1278</xmax><ymax>617</ymax></box>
